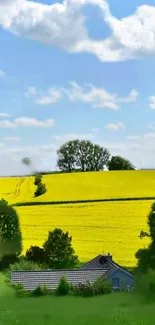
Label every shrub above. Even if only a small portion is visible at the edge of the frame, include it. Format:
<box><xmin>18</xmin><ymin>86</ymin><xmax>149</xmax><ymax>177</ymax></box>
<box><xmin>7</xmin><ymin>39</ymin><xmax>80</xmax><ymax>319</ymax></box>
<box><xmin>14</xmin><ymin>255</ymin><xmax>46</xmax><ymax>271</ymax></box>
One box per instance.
<box><xmin>73</xmin><ymin>281</ymin><xmax>94</xmax><ymax>297</ymax></box>
<box><xmin>6</xmin><ymin>260</ymin><xmax>42</xmax><ymax>281</ymax></box>
<box><xmin>55</xmin><ymin>276</ymin><xmax>70</xmax><ymax>296</ymax></box>
<box><xmin>34</xmin><ymin>174</ymin><xmax>42</xmax><ymax>186</ymax></box>
<box><xmin>35</xmin><ymin>183</ymin><xmax>47</xmax><ymax>197</ymax></box>
<box><xmin>31</xmin><ymin>284</ymin><xmax>52</xmax><ymax>297</ymax></box>
<box><xmin>26</xmin><ymin>246</ymin><xmax>47</xmax><ymax>265</ymax></box>
<box><xmin>92</xmin><ymin>277</ymin><xmax>112</xmax><ymax>295</ymax></box>
<box><xmin>0</xmin><ymin>254</ymin><xmax>19</xmax><ymax>271</ymax></box>
<box><xmin>13</xmin><ymin>283</ymin><xmax>27</xmax><ymax>297</ymax></box>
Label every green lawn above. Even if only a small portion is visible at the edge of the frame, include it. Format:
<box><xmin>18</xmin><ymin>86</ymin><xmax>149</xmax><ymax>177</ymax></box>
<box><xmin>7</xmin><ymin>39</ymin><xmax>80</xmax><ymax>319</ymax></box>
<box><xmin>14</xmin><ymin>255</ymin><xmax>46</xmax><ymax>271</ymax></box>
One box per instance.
<box><xmin>0</xmin><ymin>274</ymin><xmax>155</xmax><ymax>325</ymax></box>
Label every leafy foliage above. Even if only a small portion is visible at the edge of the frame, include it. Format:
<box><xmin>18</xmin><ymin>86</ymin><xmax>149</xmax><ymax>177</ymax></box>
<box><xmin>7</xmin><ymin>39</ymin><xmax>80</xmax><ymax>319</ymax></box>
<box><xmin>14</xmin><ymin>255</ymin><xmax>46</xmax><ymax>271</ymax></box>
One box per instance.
<box><xmin>31</xmin><ymin>284</ymin><xmax>52</xmax><ymax>297</ymax></box>
<box><xmin>92</xmin><ymin>277</ymin><xmax>112</xmax><ymax>295</ymax></box>
<box><xmin>43</xmin><ymin>228</ymin><xmax>78</xmax><ymax>269</ymax></box>
<box><xmin>0</xmin><ymin>200</ymin><xmax>22</xmax><ymax>257</ymax></box>
<box><xmin>26</xmin><ymin>245</ymin><xmax>47</xmax><ymax>265</ymax></box>
<box><xmin>55</xmin><ymin>276</ymin><xmax>70</xmax><ymax>296</ymax></box>
<box><xmin>108</xmin><ymin>156</ymin><xmax>135</xmax><ymax>171</ymax></box>
<box><xmin>73</xmin><ymin>281</ymin><xmax>94</xmax><ymax>297</ymax></box>
<box><xmin>57</xmin><ymin>140</ymin><xmax>110</xmax><ymax>172</ymax></box>
<box><xmin>34</xmin><ymin>183</ymin><xmax>47</xmax><ymax>197</ymax></box>
<box><xmin>136</xmin><ymin>203</ymin><xmax>155</xmax><ymax>272</ymax></box>
<box><xmin>13</xmin><ymin>283</ymin><xmax>27</xmax><ymax>297</ymax></box>
<box><xmin>0</xmin><ymin>254</ymin><xmax>19</xmax><ymax>271</ymax></box>
<box><xmin>34</xmin><ymin>174</ymin><xmax>42</xmax><ymax>186</ymax></box>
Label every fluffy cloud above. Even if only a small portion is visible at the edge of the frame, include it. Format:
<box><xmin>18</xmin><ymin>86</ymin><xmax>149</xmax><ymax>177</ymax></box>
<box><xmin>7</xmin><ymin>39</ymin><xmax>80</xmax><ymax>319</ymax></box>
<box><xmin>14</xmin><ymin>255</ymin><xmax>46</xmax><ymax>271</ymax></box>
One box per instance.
<box><xmin>4</xmin><ymin>136</ymin><xmax>20</xmax><ymax>141</ymax></box>
<box><xmin>0</xmin><ymin>113</ymin><xmax>11</xmax><ymax>117</ymax></box>
<box><xmin>105</xmin><ymin>122</ymin><xmax>125</xmax><ymax>130</ymax></box>
<box><xmin>36</xmin><ymin>90</ymin><xmax>62</xmax><ymax>105</ymax></box>
<box><xmin>149</xmin><ymin>96</ymin><xmax>155</xmax><ymax>109</ymax></box>
<box><xmin>65</xmin><ymin>82</ymin><xmax>138</xmax><ymax>110</ymax></box>
<box><xmin>0</xmin><ymin>117</ymin><xmax>55</xmax><ymax>128</ymax></box>
<box><xmin>0</xmin><ymin>0</ymin><xmax>155</xmax><ymax>62</ymax></box>
<box><xmin>26</xmin><ymin>82</ymin><xmax>138</xmax><ymax>109</ymax></box>
<box><xmin>0</xmin><ymin>70</ymin><xmax>6</xmax><ymax>77</ymax></box>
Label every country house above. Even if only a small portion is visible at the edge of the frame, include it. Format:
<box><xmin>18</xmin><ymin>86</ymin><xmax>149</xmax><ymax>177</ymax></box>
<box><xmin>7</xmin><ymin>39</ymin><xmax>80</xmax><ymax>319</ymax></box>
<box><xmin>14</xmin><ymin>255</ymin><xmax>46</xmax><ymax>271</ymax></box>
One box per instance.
<box><xmin>11</xmin><ymin>254</ymin><xmax>135</xmax><ymax>291</ymax></box>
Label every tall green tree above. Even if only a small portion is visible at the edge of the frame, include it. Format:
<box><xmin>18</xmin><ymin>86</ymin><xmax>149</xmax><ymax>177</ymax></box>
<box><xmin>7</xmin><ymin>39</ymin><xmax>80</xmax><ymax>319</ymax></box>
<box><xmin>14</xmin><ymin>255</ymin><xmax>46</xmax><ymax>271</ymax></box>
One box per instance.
<box><xmin>108</xmin><ymin>155</ymin><xmax>135</xmax><ymax>171</ymax></box>
<box><xmin>0</xmin><ymin>200</ymin><xmax>22</xmax><ymax>258</ymax></box>
<box><xmin>57</xmin><ymin>140</ymin><xmax>110</xmax><ymax>172</ymax></box>
<box><xmin>136</xmin><ymin>203</ymin><xmax>155</xmax><ymax>272</ymax></box>
<box><xmin>43</xmin><ymin>228</ymin><xmax>78</xmax><ymax>269</ymax></box>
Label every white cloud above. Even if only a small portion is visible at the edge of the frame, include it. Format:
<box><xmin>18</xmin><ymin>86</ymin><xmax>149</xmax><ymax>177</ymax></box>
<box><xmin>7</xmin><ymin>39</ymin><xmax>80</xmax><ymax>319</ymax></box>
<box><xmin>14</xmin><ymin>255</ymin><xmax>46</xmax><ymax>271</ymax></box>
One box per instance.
<box><xmin>36</xmin><ymin>90</ymin><xmax>62</xmax><ymax>105</ymax></box>
<box><xmin>25</xmin><ymin>87</ymin><xmax>37</xmax><ymax>97</ymax></box>
<box><xmin>66</xmin><ymin>82</ymin><xmax>138</xmax><ymax>110</ymax></box>
<box><xmin>149</xmin><ymin>96</ymin><xmax>155</xmax><ymax>109</ymax></box>
<box><xmin>105</xmin><ymin>122</ymin><xmax>125</xmax><ymax>130</ymax></box>
<box><xmin>0</xmin><ymin>117</ymin><xmax>55</xmax><ymax>128</ymax></box>
<box><xmin>26</xmin><ymin>82</ymin><xmax>138</xmax><ymax>109</ymax></box>
<box><xmin>54</xmin><ymin>133</ymin><xmax>95</xmax><ymax>142</ymax></box>
<box><xmin>0</xmin><ymin>70</ymin><xmax>6</xmax><ymax>77</ymax></box>
<box><xmin>4</xmin><ymin>136</ymin><xmax>20</xmax><ymax>141</ymax></box>
<box><xmin>0</xmin><ymin>0</ymin><xmax>155</xmax><ymax>62</ymax></box>
<box><xmin>0</xmin><ymin>113</ymin><xmax>11</xmax><ymax>117</ymax></box>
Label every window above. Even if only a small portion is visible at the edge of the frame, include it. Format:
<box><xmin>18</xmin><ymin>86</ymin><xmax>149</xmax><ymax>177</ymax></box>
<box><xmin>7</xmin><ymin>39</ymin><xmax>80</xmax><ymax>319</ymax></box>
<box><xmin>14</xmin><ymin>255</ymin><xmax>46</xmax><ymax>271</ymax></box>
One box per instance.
<box><xmin>112</xmin><ymin>278</ymin><xmax>119</xmax><ymax>288</ymax></box>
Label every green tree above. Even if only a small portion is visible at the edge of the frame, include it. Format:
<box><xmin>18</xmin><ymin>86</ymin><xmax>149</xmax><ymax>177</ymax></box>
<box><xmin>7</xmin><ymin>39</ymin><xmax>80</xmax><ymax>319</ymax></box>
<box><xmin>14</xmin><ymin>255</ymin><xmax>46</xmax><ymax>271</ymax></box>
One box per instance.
<box><xmin>57</xmin><ymin>141</ymin><xmax>78</xmax><ymax>172</ymax></box>
<box><xmin>0</xmin><ymin>200</ymin><xmax>22</xmax><ymax>258</ymax></box>
<box><xmin>108</xmin><ymin>155</ymin><xmax>135</xmax><ymax>171</ymax></box>
<box><xmin>136</xmin><ymin>203</ymin><xmax>155</xmax><ymax>272</ymax></box>
<box><xmin>43</xmin><ymin>228</ymin><xmax>78</xmax><ymax>269</ymax></box>
<box><xmin>57</xmin><ymin>139</ymin><xmax>110</xmax><ymax>172</ymax></box>
<box><xmin>26</xmin><ymin>245</ymin><xmax>47</xmax><ymax>265</ymax></box>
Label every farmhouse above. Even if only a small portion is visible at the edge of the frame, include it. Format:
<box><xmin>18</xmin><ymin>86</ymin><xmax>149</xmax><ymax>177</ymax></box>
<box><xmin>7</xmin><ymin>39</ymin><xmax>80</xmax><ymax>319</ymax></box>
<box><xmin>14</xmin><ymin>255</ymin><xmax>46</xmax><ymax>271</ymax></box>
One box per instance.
<box><xmin>11</xmin><ymin>254</ymin><xmax>135</xmax><ymax>291</ymax></box>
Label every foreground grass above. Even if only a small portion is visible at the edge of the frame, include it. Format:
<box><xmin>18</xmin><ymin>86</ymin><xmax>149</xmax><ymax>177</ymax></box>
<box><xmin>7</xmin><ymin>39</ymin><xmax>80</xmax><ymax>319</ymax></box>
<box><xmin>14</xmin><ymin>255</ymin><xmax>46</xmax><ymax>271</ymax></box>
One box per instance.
<box><xmin>0</xmin><ymin>275</ymin><xmax>155</xmax><ymax>325</ymax></box>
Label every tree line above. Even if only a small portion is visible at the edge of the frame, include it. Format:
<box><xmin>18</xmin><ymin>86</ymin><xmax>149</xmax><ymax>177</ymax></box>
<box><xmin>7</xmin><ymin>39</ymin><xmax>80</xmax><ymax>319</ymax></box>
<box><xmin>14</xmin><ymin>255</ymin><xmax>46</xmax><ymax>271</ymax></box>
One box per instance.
<box><xmin>57</xmin><ymin>139</ymin><xmax>135</xmax><ymax>173</ymax></box>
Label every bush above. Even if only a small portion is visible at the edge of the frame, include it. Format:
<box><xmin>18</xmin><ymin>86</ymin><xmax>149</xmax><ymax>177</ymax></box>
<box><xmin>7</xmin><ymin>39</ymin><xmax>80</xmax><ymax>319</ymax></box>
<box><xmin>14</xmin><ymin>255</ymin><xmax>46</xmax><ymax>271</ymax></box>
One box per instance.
<box><xmin>31</xmin><ymin>284</ymin><xmax>52</xmax><ymax>297</ymax></box>
<box><xmin>92</xmin><ymin>277</ymin><xmax>111</xmax><ymax>295</ymax></box>
<box><xmin>13</xmin><ymin>283</ymin><xmax>27</xmax><ymax>297</ymax></box>
<box><xmin>0</xmin><ymin>254</ymin><xmax>19</xmax><ymax>271</ymax></box>
<box><xmin>73</xmin><ymin>281</ymin><xmax>94</xmax><ymax>297</ymax></box>
<box><xmin>34</xmin><ymin>174</ymin><xmax>42</xmax><ymax>186</ymax></box>
<box><xmin>55</xmin><ymin>276</ymin><xmax>70</xmax><ymax>296</ymax></box>
<box><xmin>26</xmin><ymin>246</ymin><xmax>47</xmax><ymax>265</ymax></box>
<box><xmin>35</xmin><ymin>183</ymin><xmax>47</xmax><ymax>197</ymax></box>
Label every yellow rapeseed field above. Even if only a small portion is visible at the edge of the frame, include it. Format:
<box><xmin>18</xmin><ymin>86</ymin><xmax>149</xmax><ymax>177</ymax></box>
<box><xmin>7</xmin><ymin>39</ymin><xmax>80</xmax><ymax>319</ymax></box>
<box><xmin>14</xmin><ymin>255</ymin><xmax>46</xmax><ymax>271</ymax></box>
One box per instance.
<box><xmin>0</xmin><ymin>176</ymin><xmax>35</xmax><ymax>203</ymax></box>
<box><xmin>0</xmin><ymin>170</ymin><xmax>155</xmax><ymax>204</ymax></box>
<box><xmin>17</xmin><ymin>200</ymin><xmax>152</xmax><ymax>267</ymax></box>
<box><xmin>33</xmin><ymin>170</ymin><xmax>155</xmax><ymax>202</ymax></box>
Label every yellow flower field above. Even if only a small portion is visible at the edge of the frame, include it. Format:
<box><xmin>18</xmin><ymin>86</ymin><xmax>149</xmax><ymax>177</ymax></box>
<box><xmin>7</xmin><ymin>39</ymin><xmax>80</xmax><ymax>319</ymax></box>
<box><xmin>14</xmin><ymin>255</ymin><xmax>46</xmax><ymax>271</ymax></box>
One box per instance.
<box><xmin>0</xmin><ymin>176</ymin><xmax>35</xmax><ymax>204</ymax></box>
<box><xmin>25</xmin><ymin>170</ymin><xmax>155</xmax><ymax>202</ymax></box>
<box><xmin>0</xmin><ymin>170</ymin><xmax>155</xmax><ymax>204</ymax></box>
<box><xmin>16</xmin><ymin>200</ymin><xmax>153</xmax><ymax>267</ymax></box>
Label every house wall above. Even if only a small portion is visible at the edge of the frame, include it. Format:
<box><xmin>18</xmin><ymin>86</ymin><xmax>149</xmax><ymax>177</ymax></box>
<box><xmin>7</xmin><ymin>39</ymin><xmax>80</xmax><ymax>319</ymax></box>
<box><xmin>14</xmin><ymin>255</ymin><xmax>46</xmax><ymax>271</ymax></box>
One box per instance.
<box><xmin>107</xmin><ymin>270</ymin><xmax>135</xmax><ymax>291</ymax></box>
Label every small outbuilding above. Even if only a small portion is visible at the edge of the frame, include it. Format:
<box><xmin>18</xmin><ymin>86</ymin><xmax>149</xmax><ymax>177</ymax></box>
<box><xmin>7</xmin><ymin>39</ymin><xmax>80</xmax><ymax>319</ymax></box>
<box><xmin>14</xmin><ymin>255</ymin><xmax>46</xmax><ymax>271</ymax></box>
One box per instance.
<box><xmin>11</xmin><ymin>254</ymin><xmax>135</xmax><ymax>291</ymax></box>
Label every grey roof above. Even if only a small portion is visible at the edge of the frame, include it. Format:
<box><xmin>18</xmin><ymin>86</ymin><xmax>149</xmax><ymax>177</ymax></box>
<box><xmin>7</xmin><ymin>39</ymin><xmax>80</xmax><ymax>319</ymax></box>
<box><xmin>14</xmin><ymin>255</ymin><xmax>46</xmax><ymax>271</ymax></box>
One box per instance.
<box><xmin>11</xmin><ymin>268</ymin><xmax>108</xmax><ymax>291</ymax></box>
<box><xmin>79</xmin><ymin>255</ymin><xmax>134</xmax><ymax>279</ymax></box>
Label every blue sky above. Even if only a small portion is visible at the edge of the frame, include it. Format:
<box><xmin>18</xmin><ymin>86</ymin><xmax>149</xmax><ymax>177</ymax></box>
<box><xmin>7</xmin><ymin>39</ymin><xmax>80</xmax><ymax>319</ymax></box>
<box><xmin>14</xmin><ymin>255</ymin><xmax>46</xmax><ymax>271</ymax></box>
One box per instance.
<box><xmin>0</xmin><ymin>0</ymin><xmax>155</xmax><ymax>175</ymax></box>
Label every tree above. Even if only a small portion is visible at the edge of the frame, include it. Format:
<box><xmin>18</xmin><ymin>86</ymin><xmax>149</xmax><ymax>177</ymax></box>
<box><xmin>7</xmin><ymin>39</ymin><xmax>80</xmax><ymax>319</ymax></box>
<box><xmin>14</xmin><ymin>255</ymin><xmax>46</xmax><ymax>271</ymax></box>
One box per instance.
<box><xmin>22</xmin><ymin>157</ymin><xmax>31</xmax><ymax>168</ymax></box>
<box><xmin>136</xmin><ymin>203</ymin><xmax>155</xmax><ymax>272</ymax></box>
<box><xmin>108</xmin><ymin>155</ymin><xmax>135</xmax><ymax>171</ymax></box>
<box><xmin>57</xmin><ymin>141</ymin><xmax>78</xmax><ymax>172</ymax></box>
<box><xmin>26</xmin><ymin>245</ymin><xmax>47</xmax><ymax>265</ymax></box>
<box><xmin>43</xmin><ymin>228</ymin><xmax>78</xmax><ymax>269</ymax></box>
<box><xmin>57</xmin><ymin>140</ymin><xmax>110</xmax><ymax>172</ymax></box>
<box><xmin>0</xmin><ymin>200</ymin><xmax>22</xmax><ymax>258</ymax></box>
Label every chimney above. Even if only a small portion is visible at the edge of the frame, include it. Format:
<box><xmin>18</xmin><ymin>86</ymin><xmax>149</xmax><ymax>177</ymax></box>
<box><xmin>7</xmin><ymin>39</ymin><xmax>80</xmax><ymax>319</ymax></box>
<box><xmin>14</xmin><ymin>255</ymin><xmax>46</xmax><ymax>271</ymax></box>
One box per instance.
<box><xmin>99</xmin><ymin>253</ymin><xmax>113</xmax><ymax>264</ymax></box>
<box><xmin>106</xmin><ymin>252</ymin><xmax>112</xmax><ymax>261</ymax></box>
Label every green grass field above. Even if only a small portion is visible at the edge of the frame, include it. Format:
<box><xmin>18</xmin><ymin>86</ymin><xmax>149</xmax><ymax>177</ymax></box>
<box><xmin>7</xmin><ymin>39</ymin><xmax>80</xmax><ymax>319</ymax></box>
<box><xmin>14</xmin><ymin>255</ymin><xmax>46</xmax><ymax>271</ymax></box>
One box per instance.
<box><xmin>0</xmin><ymin>275</ymin><xmax>154</xmax><ymax>325</ymax></box>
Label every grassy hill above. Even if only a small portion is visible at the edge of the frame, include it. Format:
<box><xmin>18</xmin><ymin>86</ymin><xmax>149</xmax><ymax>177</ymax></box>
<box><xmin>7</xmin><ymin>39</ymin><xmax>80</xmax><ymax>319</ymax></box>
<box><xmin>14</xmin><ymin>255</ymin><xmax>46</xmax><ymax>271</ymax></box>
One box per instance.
<box><xmin>0</xmin><ymin>170</ymin><xmax>154</xmax><ymax>266</ymax></box>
